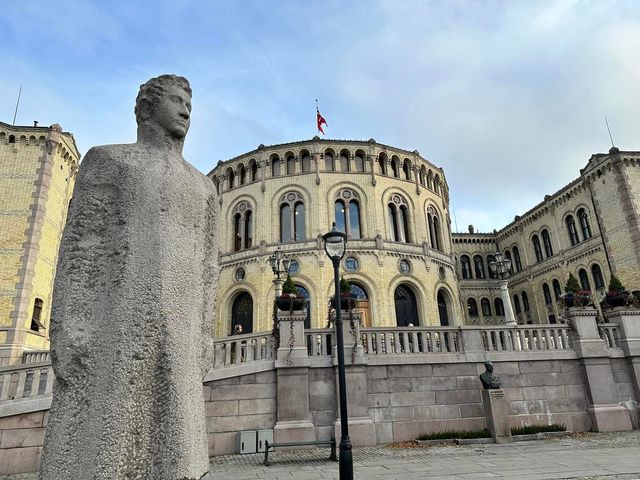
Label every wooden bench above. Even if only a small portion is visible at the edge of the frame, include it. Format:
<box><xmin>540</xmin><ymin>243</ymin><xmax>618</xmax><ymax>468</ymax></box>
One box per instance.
<box><xmin>263</xmin><ymin>438</ymin><xmax>337</xmax><ymax>466</ymax></box>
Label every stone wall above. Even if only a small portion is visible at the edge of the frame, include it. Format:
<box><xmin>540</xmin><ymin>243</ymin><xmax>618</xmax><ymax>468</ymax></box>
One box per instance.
<box><xmin>0</xmin><ymin>410</ymin><xmax>47</xmax><ymax>474</ymax></box>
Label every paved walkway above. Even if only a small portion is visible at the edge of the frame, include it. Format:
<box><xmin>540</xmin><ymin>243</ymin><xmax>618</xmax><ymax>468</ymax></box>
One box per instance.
<box><xmin>4</xmin><ymin>431</ymin><xmax>640</xmax><ymax>479</ymax></box>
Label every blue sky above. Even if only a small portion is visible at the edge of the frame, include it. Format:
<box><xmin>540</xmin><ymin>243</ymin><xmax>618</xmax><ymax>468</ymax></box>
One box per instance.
<box><xmin>1</xmin><ymin>0</ymin><xmax>638</xmax><ymax>232</ymax></box>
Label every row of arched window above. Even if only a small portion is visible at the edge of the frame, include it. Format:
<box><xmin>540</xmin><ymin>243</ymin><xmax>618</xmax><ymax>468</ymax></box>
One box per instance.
<box><xmin>467</xmin><ymin>297</ymin><xmax>505</xmax><ymax>317</ymax></box>
<box><xmin>566</xmin><ymin>208</ymin><xmax>592</xmax><ymax>246</ymax></box>
<box><xmin>232</xmin><ymin>190</ymin><xmax>446</xmax><ymax>253</ymax></box>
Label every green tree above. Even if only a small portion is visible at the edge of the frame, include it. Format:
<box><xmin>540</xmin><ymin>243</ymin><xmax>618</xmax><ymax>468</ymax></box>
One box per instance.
<box><xmin>608</xmin><ymin>275</ymin><xmax>625</xmax><ymax>293</ymax></box>
<box><xmin>282</xmin><ymin>274</ymin><xmax>297</xmax><ymax>295</ymax></box>
<box><xmin>340</xmin><ymin>276</ymin><xmax>350</xmax><ymax>294</ymax></box>
<box><xmin>564</xmin><ymin>273</ymin><xmax>581</xmax><ymax>294</ymax></box>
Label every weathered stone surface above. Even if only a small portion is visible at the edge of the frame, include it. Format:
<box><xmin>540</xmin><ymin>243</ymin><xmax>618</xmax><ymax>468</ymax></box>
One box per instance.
<box><xmin>40</xmin><ymin>75</ymin><xmax>218</xmax><ymax>480</ymax></box>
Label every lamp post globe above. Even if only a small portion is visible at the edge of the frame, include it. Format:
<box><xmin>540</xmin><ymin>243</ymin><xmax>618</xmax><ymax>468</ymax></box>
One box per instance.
<box><xmin>323</xmin><ymin>222</ymin><xmax>352</xmax><ymax>480</ymax></box>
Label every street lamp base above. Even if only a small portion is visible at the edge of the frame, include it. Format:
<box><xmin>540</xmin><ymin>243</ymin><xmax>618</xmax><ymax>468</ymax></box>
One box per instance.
<box><xmin>338</xmin><ymin>436</ymin><xmax>353</xmax><ymax>480</ymax></box>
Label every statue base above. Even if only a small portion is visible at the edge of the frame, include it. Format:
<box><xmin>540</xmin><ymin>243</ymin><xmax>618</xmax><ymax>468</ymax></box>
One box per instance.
<box><xmin>482</xmin><ymin>389</ymin><xmax>513</xmax><ymax>444</ymax></box>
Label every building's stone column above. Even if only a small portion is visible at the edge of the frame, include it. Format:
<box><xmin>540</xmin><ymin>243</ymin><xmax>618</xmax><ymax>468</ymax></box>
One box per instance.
<box><xmin>569</xmin><ymin>307</ymin><xmax>633</xmax><ymax>432</ymax></box>
<box><xmin>274</xmin><ymin>310</ymin><xmax>315</xmax><ymax>442</ymax></box>
<box><xmin>499</xmin><ymin>280</ymin><xmax>517</xmax><ymax>326</ymax></box>
<box><xmin>332</xmin><ymin>310</ymin><xmax>375</xmax><ymax>446</ymax></box>
<box><xmin>606</xmin><ymin>307</ymin><xmax>640</xmax><ymax>425</ymax></box>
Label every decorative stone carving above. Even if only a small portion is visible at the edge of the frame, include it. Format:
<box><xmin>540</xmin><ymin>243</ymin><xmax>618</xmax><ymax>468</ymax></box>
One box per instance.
<box><xmin>40</xmin><ymin>75</ymin><xmax>218</xmax><ymax>480</ymax></box>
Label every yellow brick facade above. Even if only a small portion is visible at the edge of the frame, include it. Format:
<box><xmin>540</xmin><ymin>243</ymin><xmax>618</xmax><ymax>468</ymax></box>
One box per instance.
<box><xmin>0</xmin><ymin>122</ymin><xmax>78</xmax><ymax>365</ymax></box>
<box><xmin>209</xmin><ymin>139</ymin><xmax>462</xmax><ymax>337</ymax></box>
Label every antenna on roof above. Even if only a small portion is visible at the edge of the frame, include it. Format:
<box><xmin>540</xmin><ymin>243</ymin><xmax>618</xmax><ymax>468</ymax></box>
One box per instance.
<box><xmin>604</xmin><ymin>116</ymin><xmax>615</xmax><ymax>148</ymax></box>
<box><xmin>12</xmin><ymin>85</ymin><xmax>22</xmax><ymax>126</ymax></box>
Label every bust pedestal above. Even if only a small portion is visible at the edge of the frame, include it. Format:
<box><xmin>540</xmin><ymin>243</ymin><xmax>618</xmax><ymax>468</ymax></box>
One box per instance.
<box><xmin>482</xmin><ymin>389</ymin><xmax>512</xmax><ymax>444</ymax></box>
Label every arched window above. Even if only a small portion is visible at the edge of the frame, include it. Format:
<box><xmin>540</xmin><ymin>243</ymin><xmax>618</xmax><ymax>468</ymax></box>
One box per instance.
<box><xmin>591</xmin><ymin>264</ymin><xmax>605</xmax><ymax>290</ymax></box>
<box><xmin>231</xmin><ymin>292</ymin><xmax>253</xmax><ymax>335</ymax></box>
<box><xmin>578</xmin><ymin>268</ymin><xmax>591</xmax><ymax>291</ymax></box>
<box><xmin>286</xmin><ymin>155</ymin><xmax>295</xmax><ymax>175</ymax></box>
<box><xmin>419</xmin><ymin>166</ymin><xmax>427</xmax><ymax>186</ymax></box>
<box><xmin>8</xmin><ymin>135</ymin><xmax>16</xmax><ymax>144</ymax></box>
<box><xmin>239</xmin><ymin>165</ymin><xmax>246</xmax><ymax>185</ymax></box>
<box><xmin>340</xmin><ymin>151</ymin><xmax>350</xmax><ymax>172</ymax></box>
<box><xmin>232</xmin><ymin>202</ymin><xmax>253</xmax><ymax>251</ymax></box>
<box><xmin>354</xmin><ymin>152</ymin><xmax>365</xmax><ymax>172</ymax></box>
<box><xmin>250</xmin><ymin>160</ymin><xmax>258</xmax><ymax>181</ymax></box>
<box><xmin>503</xmin><ymin>250</ymin><xmax>514</xmax><ymax>274</ymax></box>
<box><xmin>512</xmin><ymin>246</ymin><xmax>522</xmax><ymax>272</ymax></box>
<box><xmin>394</xmin><ymin>284</ymin><xmax>419</xmax><ymax>326</ymax></box>
<box><xmin>334</xmin><ymin>190</ymin><xmax>362</xmax><ymax>239</ymax></box>
<box><xmin>578</xmin><ymin>209</ymin><xmax>592</xmax><ymax>240</ymax></box>
<box><xmin>522</xmin><ymin>291</ymin><xmax>530</xmax><ymax>311</ymax></box>
<box><xmin>513</xmin><ymin>294</ymin><xmax>521</xmax><ymax>314</ymax></box>
<box><xmin>324</xmin><ymin>152</ymin><xmax>334</xmax><ymax>171</ymax></box>
<box><xmin>378</xmin><ymin>154</ymin><xmax>387</xmax><ymax>175</ymax></box>
<box><xmin>494</xmin><ymin>298</ymin><xmax>505</xmax><ymax>316</ymax></box>
<box><xmin>473</xmin><ymin>255</ymin><xmax>486</xmax><ymax>279</ymax></box>
<box><xmin>542</xmin><ymin>229</ymin><xmax>553</xmax><ymax>257</ymax></box>
<box><xmin>295</xmin><ymin>284</ymin><xmax>311</xmax><ymax>329</ymax></box>
<box><xmin>434</xmin><ymin>174</ymin><xmax>440</xmax><ymax>194</ymax></box>
<box><xmin>31</xmin><ymin>298</ymin><xmax>44</xmax><ymax>332</ymax></box>
<box><xmin>566</xmin><ymin>215</ymin><xmax>580</xmax><ymax>246</ymax></box>
<box><xmin>427</xmin><ymin>206</ymin><xmax>442</xmax><ymax>251</ymax></box>
<box><xmin>543</xmin><ymin>283</ymin><xmax>552</xmax><ymax>304</ymax></box>
<box><xmin>460</xmin><ymin>255</ymin><xmax>472</xmax><ymax>279</ymax></box>
<box><xmin>532</xmin><ymin>235</ymin><xmax>543</xmax><ymax>262</ymax></box>
<box><xmin>552</xmin><ymin>279</ymin><xmax>562</xmax><ymax>300</ymax></box>
<box><xmin>437</xmin><ymin>289</ymin><xmax>450</xmax><ymax>326</ymax></box>
<box><xmin>387</xmin><ymin>194</ymin><xmax>410</xmax><ymax>242</ymax></box>
<box><xmin>390</xmin><ymin>157</ymin><xmax>399</xmax><ymax>177</ymax></box>
<box><xmin>402</xmin><ymin>160</ymin><xmax>411</xmax><ymax>180</ymax></box>
<box><xmin>227</xmin><ymin>167</ymin><xmax>235</xmax><ymax>189</ymax></box>
<box><xmin>271</xmin><ymin>156</ymin><xmax>281</xmax><ymax>177</ymax></box>
<box><xmin>481</xmin><ymin>298</ymin><xmax>491</xmax><ymax>316</ymax></box>
<box><xmin>301</xmin><ymin>151</ymin><xmax>311</xmax><ymax>173</ymax></box>
<box><xmin>280</xmin><ymin>192</ymin><xmax>305</xmax><ymax>242</ymax></box>
<box><xmin>349</xmin><ymin>201</ymin><xmax>361</xmax><ymax>239</ymax></box>
<box><xmin>487</xmin><ymin>255</ymin><xmax>497</xmax><ymax>279</ymax></box>
<box><xmin>467</xmin><ymin>298</ymin><xmax>479</xmax><ymax>317</ymax></box>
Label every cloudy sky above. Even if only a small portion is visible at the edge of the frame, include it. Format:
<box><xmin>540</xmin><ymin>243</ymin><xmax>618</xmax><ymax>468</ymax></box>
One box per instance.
<box><xmin>1</xmin><ymin>0</ymin><xmax>638</xmax><ymax>232</ymax></box>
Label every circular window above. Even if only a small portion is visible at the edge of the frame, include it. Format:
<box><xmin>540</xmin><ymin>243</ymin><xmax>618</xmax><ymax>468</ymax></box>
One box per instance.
<box><xmin>345</xmin><ymin>257</ymin><xmax>359</xmax><ymax>271</ymax></box>
<box><xmin>234</xmin><ymin>267</ymin><xmax>246</xmax><ymax>282</ymax></box>
<box><xmin>288</xmin><ymin>260</ymin><xmax>300</xmax><ymax>274</ymax></box>
<box><xmin>399</xmin><ymin>259</ymin><xmax>411</xmax><ymax>274</ymax></box>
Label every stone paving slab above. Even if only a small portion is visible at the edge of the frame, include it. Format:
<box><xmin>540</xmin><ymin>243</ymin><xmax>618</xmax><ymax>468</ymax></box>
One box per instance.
<box><xmin>2</xmin><ymin>431</ymin><xmax>640</xmax><ymax>479</ymax></box>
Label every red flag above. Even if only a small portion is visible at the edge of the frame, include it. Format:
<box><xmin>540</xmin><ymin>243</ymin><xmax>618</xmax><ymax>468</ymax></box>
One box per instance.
<box><xmin>317</xmin><ymin>109</ymin><xmax>327</xmax><ymax>134</ymax></box>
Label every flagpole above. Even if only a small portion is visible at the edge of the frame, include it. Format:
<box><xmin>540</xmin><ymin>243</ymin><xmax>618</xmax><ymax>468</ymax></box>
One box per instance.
<box><xmin>316</xmin><ymin>99</ymin><xmax>319</xmax><ymax>136</ymax></box>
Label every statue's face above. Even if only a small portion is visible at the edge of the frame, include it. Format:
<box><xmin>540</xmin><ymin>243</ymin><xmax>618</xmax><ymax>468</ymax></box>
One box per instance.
<box><xmin>149</xmin><ymin>86</ymin><xmax>192</xmax><ymax>140</ymax></box>
<box><xmin>486</xmin><ymin>363</ymin><xmax>493</xmax><ymax>372</ymax></box>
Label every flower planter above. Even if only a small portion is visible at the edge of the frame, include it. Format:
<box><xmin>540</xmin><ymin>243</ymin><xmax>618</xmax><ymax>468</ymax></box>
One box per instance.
<box><xmin>276</xmin><ymin>295</ymin><xmax>305</xmax><ymax>311</ymax></box>
<box><xmin>602</xmin><ymin>293</ymin><xmax>627</xmax><ymax>309</ymax></box>
<box><xmin>330</xmin><ymin>295</ymin><xmax>353</xmax><ymax>310</ymax></box>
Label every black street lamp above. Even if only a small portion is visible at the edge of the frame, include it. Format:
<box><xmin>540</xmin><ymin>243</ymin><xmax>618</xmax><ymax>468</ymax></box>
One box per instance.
<box><xmin>269</xmin><ymin>246</ymin><xmax>291</xmax><ymax>297</ymax></box>
<box><xmin>323</xmin><ymin>222</ymin><xmax>353</xmax><ymax>480</ymax></box>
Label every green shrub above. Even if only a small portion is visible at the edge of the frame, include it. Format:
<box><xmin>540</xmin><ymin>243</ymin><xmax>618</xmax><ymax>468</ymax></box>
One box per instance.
<box><xmin>608</xmin><ymin>275</ymin><xmax>625</xmax><ymax>293</ymax></box>
<box><xmin>282</xmin><ymin>275</ymin><xmax>297</xmax><ymax>295</ymax></box>
<box><xmin>339</xmin><ymin>276</ymin><xmax>350</xmax><ymax>294</ymax></box>
<box><xmin>510</xmin><ymin>423</ymin><xmax>566</xmax><ymax>435</ymax></box>
<box><xmin>564</xmin><ymin>274</ymin><xmax>581</xmax><ymax>294</ymax></box>
<box><xmin>417</xmin><ymin>429</ymin><xmax>490</xmax><ymax>441</ymax></box>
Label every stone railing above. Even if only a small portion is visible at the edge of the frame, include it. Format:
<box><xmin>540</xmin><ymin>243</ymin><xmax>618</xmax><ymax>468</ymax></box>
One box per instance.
<box><xmin>305</xmin><ymin>328</ymin><xmax>334</xmax><ymax>356</ymax></box>
<box><xmin>212</xmin><ymin>332</ymin><xmax>275</xmax><ymax>368</ymax></box>
<box><xmin>0</xmin><ymin>362</ymin><xmax>54</xmax><ymax>403</ymax></box>
<box><xmin>360</xmin><ymin>327</ymin><xmax>461</xmax><ymax>355</ymax></box>
<box><xmin>22</xmin><ymin>350</ymin><xmax>51</xmax><ymax>364</ymax></box>
<box><xmin>482</xmin><ymin>326</ymin><xmax>572</xmax><ymax>352</ymax></box>
<box><xmin>599</xmin><ymin>323</ymin><xmax>622</xmax><ymax>349</ymax></box>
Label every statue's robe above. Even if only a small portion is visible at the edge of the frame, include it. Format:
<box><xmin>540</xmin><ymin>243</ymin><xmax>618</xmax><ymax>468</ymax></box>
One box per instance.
<box><xmin>40</xmin><ymin>143</ymin><xmax>218</xmax><ymax>480</ymax></box>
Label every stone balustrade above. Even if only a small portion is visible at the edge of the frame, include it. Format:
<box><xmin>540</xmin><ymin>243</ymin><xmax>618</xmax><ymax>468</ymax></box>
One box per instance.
<box><xmin>22</xmin><ymin>350</ymin><xmax>51</xmax><ymax>364</ymax></box>
<box><xmin>212</xmin><ymin>331</ymin><xmax>275</xmax><ymax>368</ymax></box>
<box><xmin>361</xmin><ymin>326</ymin><xmax>461</xmax><ymax>355</ymax></box>
<box><xmin>481</xmin><ymin>326</ymin><xmax>572</xmax><ymax>352</ymax></box>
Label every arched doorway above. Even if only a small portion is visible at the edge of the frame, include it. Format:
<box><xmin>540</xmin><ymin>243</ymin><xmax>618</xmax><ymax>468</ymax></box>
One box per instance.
<box><xmin>231</xmin><ymin>292</ymin><xmax>253</xmax><ymax>335</ymax></box>
<box><xmin>296</xmin><ymin>284</ymin><xmax>311</xmax><ymax>329</ymax></box>
<box><xmin>437</xmin><ymin>289</ymin><xmax>450</xmax><ymax>326</ymax></box>
<box><xmin>349</xmin><ymin>282</ymin><xmax>371</xmax><ymax>327</ymax></box>
<box><xmin>394</xmin><ymin>284</ymin><xmax>418</xmax><ymax>327</ymax></box>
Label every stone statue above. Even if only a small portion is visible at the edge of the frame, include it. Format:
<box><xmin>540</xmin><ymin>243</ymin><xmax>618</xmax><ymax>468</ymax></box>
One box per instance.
<box><xmin>40</xmin><ymin>75</ymin><xmax>218</xmax><ymax>480</ymax></box>
<box><xmin>479</xmin><ymin>361</ymin><xmax>502</xmax><ymax>389</ymax></box>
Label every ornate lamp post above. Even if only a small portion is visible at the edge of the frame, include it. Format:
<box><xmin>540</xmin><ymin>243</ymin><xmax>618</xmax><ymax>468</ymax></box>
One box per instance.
<box><xmin>489</xmin><ymin>251</ymin><xmax>517</xmax><ymax>326</ymax></box>
<box><xmin>269</xmin><ymin>246</ymin><xmax>291</xmax><ymax>297</ymax></box>
<box><xmin>323</xmin><ymin>222</ymin><xmax>353</xmax><ymax>480</ymax></box>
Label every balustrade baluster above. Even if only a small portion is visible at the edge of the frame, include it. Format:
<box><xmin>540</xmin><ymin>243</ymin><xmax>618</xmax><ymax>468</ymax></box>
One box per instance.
<box><xmin>0</xmin><ymin>373</ymin><xmax>10</xmax><ymax>400</ymax></box>
<box><xmin>30</xmin><ymin>369</ymin><xmax>42</xmax><ymax>397</ymax></box>
<box><xmin>44</xmin><ymin>367</ymin><xmax>54</xmax><ymax>394</ymax></box>
<box><xmin>15</xmin><ymin>371</ymin><xmax>27</xmax><ymax>399</ymax></box>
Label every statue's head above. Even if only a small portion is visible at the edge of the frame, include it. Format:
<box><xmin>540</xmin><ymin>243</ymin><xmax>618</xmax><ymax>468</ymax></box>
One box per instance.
<box><xmin>484</xmin><ymin>361</ymin><xmax>493</xmax><ymax>372</ymax></box>
<box><xmin>135</xmin><ymin>74</ymin><xmax>192</xmax><ymax>141</ymax></box>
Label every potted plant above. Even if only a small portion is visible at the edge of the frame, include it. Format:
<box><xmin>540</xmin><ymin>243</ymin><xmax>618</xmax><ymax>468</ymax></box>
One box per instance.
<box><xmin>562</xmin><ymin>273</ymin><xmax>592</xmax><ymax>308</ymax></box>
<box><xmin>276</xmin><ymin>275</ymin><xmax>306</xmax><ymax>311</ymax></box>
<box><xmin>331</xmin><ymin>276</ymin><xmax>354</xmax><ymax>310</ymax></box>
<box><xmin>602</xmin><ymin>275</ymin><xmax>627</xmax><ymax>309</ymax></box>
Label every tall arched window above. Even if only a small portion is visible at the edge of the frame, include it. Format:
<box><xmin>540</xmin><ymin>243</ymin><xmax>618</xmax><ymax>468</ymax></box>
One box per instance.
<box><xmin>280</xmin><ymin>192</ymin><xmax>305</xmax><ymax>242</ymax></box>
<box><xmin>324</xmin><ymin>152</ymin><xmax>334</xmax><ymax>171</ymax></box>
<box><xmin>513</xmin><ymin>294</ymin><xmax>521</xmax><ymax>314</ymax></box>
<box><xmin>296</xmin><ymin>284</ymin><xmax>311</xmax><ymax>329</ymax></box>
<box><xmin>394</xmin><ymin>284</ymin><xmax>419</xmax><ymax>326</ymax></box>
<box><xmin>378</xmin><ymin>154</ymin><xmax>387</xmax><ymax>175</ymax></box>
<box><xmin>31</xmin><ymin>298</ymin><xmax>44</xmax><ymax>332</ymax></box>
<box><xmin>239</xmin><ymin>165</ymin><xmax>246</xmax><ymax>185</ymax></box>
<box><xmin>427</xmin><ymin>206</ymin><xmax>442</xmax><ymax>251</ymax></box>
<box><xmin>541</xmin><ymin>229</ymin><xmax>553</xmax><ymax>257</ymax></box>
<box><xmin>286</xmin><ymin>154</ymin><xmax>295</xmax><ymax>175</ymax></box>
<box><xmin>566</xmin><ymin>215</ymin><xmax>580</xmax><ymax>246</ymax></box>
<box><xmin>250</xmin><ymin>160</ymin><xmax>258</xmax><ymax>181</ymax></box>
<box><xmin>591</xmin><ymin>264</ymin><xmax>605</xmax><ymax>290</ymax></box>
<box><xmin>473</xmin><ymin>255</ymin><xmax>486</xmax><ymax>279</ymax></box>
<box><xmin>494</xmin><ymin>298</ymin><xmax>505</xmax><ymax>316</ymax></box>
<box><xmin>467</xmin><ymin>298</ymin><xmax>479</xmax><ymax>317</ymax></box>
<box><xmin>419</xmin><ymin>166</ymin><xmax>427</xmax><ymax>186</ymax></box>
<box><xmin>543</xmin><ymin>283</ymin><xmax>552</xmax><ymax>304</ymax></box>
<box><xmin>427</xmin><ymin>171</ymin><xmax>433</xmax><ymax>190</ymax></box>
<box><xmin>271</xmin><ymin>156</ymin><xmax>281</xmax><ymax>177</ymax></box>
<box><xmin>503</xmin><ymin>251</ymin><xmax>514</xmax><ymax>274</ymax></box>
<box><xmin>487</xmin><ymin>255</ymin><xmax>497</xmax><ymax>279</ymax></box>
<box><xmin>340</xmin><ymin>152</ymin><xmax>350</xmax><ymax>172</ymax></box>
<box><xmin>232</xmin><ymin>202</ymin><xmax>253</xmax><ymax>251</ymax></box>
<box><xmin>532</xmin><ymin>235</ymin><xmax>543</xmax><ymax>262</ymax></box>
<box><xmin>335</xmin><ymin>189</ymin><xmax>362</xmax><ymax>239</ymax></box>
<box><xmin>387</xmin><ymin>194</ymin><xmax>410</xmax><ymax>242</ymax></box>
<box><xmin>350</xmin><ymin>282</ymin><xmax>371</xmax><ymax>327</ymax></box>
<box><xmin>227</xmin><ymin>167</ymin><xmax>235</xmax><ymax>189</ymax></box>
<box><xmin>481</xmin><ymin>298</ymin><xmax>491</xmax><ymax>316</ymax></box>
<box><xmin>578</xmin><ymin>209</ymin><xmax>592</xmax><ymax>240</ymax></box>
<box><xmin>552</xmin><ymin>279</ymin><xmax>562</xmax><ymax>300</ymax></box>
<box><xmin>437</xmin><ymin>289</ymin><xmax>450</xmax><ymax>326</ymax></box>
<box><xmin>434</xmin><ymin>174</ymin><xmax>440</xmax><ymax>194</ymax></box>
<box><xmin>512</xmin><ymin>246</ymin><xmax>522</xmax><ymax>272</ymax></box>
<box><xmin>231</xmin><ymin>292</ymin><xmax>253</xmax><ymax>335</ymax></box>
<box><xmin>460</xmin><ymin>255</ymin><xmax>472</xmax><ymax>279</ymax></box>
<box><xmin>301</xmin><ymin>151</ymin><xmax>311</xmax><ymax>173</ymax></box>
<box><xmin>354</xmin><ymin>152</ymin><xmax>365</xmax><ymax>172</ymax></box>
<box><xmin>579</xmin><ymin>268</ymin><xmax>591</xmax><ymax>291</ymax></box>
<box><xmin>402</xmin><ymin>160</ymin><xmax>411</xmax><ymax>180</ymax></box>
<box><xmin>522</xmin><ymin>291</ymin><xmax>530</xmax><ymax>311</ymax></box>
<box><xmin>390</xmin><ymin>157</ymin><xmax>399</xmax><ymax>177</ymax></box>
